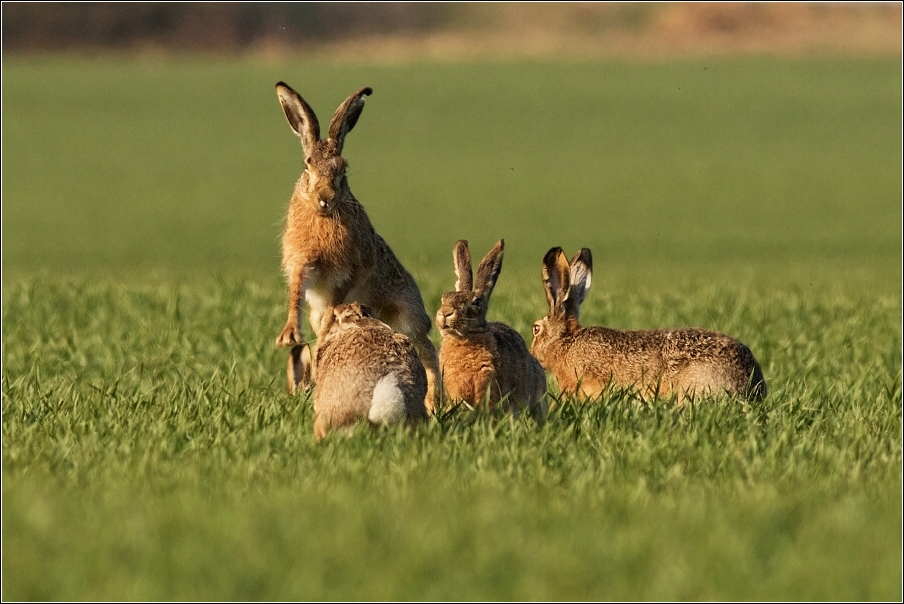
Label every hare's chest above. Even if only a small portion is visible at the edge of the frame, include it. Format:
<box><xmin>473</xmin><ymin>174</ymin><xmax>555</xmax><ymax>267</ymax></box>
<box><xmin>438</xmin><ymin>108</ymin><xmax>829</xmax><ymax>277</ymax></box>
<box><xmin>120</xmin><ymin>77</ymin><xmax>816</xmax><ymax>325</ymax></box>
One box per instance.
<box><xmin>304</xmin><ymin>266</ymin><xmax>353</xmax><ymax>314</ymax></box>
<box><xmin>439</xmin><ymin>338</ymin><xmax>498</xmax><ymax>403</ymax></box>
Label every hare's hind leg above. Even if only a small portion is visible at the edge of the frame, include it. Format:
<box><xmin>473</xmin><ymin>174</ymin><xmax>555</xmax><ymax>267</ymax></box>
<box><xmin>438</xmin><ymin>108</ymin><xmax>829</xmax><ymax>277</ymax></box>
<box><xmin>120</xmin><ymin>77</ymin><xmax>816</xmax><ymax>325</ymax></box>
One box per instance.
<box><xmin>386</xmin><ymin>306</ymin><xmax>440</xmax><ymax>415</ymax></box>
<box><xmin>411</xmin><ymin>332</ymin><xmax>440</xmax><ymax>415</ymax></box>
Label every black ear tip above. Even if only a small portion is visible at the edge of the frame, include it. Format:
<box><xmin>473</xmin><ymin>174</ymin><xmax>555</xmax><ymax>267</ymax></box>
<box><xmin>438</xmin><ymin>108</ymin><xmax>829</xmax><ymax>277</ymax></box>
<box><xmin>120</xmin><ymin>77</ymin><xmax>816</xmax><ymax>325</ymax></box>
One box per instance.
<box><xmin>362</xmin><ymin>87</ymin><xmax>373</xmax><ymax>96</ymax></box>
<box><xmin>543</xmin><ymin>247</ymin><xmax>563</xmax><ymax>264</ymax></box>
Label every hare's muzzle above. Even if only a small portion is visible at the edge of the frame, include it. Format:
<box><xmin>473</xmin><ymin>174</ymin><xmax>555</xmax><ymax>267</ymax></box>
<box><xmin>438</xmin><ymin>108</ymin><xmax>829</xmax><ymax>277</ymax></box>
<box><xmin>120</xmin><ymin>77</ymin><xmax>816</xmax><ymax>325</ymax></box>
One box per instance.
<box><xmin>435</xmin><ymin>309</ymin><xmax>453</xmax><ymax>331</ymax></box>
<box><xmin>313</xmin><ymin>194</ymin><xmax>338</xmax><ymax>215</ymax></box>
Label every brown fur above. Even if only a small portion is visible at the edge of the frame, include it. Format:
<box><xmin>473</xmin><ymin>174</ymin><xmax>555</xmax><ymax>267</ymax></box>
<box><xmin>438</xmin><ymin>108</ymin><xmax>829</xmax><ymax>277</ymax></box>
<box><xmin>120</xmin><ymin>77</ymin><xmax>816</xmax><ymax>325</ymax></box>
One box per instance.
<box><xmin>530</xmin><ymin>247</ymin><xmax>767</xmax><ymax>403</ymax></box>
<box><xmin>312</xmin><ymin>303</ymin><xmax>428</xmax><ymax>441</ymax></box>
<box><xmin>273</xmin><ymin>82</ymin><xmax>440</xmax><ymax>412</ymax></box>
<box><xmin>286</xmin><ymin>343</ymin><xmax>312</xmax><ymax>396</ymax></box>
<box><xmin>436</xmin><ymin>240</ymin><xmax>547</xmax><ymax>419</ymax></box>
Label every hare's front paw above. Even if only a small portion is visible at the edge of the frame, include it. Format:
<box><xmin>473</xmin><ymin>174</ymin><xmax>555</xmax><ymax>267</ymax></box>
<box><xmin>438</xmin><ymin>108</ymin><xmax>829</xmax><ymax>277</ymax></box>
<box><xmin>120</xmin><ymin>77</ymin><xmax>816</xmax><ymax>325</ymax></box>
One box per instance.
<box><xmin>276</xmin><ymin>322</ymin><xmax>303</xmax><ymax>348</ymax></box>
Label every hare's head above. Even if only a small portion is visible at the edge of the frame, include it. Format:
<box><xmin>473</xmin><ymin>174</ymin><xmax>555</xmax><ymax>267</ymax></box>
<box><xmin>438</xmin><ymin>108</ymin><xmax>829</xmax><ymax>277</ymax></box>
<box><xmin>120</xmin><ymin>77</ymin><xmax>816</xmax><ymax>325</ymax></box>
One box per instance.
<box><xmin>321</xmin><ymin>302</ymin><xmax>375</xmax><ymax>338</ymax></box>
<box><xmin>531</xmin><ymin>247</ymin><xmax>592</xmax><ymax>359</ymax></box>
<box><xmin>276</xmin><ymin>82</ymin><xmax>372</xmax><ymax>215</ymax></box>
<box><xmin>435</xmin><ymin>240</ymin><xmax>504</xmax><ymax>338</ymax></box>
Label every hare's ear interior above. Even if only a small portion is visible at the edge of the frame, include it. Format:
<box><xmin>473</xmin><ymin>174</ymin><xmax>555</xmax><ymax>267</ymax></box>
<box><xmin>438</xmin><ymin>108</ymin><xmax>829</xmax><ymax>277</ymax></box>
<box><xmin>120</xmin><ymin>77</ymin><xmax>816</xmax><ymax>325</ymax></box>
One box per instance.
<box><xmin>453</xmin><ymin>240</ymin><xmax>473</xmax><ymax>292</ymax></box>
<box><xmin>541</xmin><ymin>247</ymin><xmax>571</xmax><ymax>315</ymax></box>
<box><xmin>474</xmin><ymin>239</ymin><xmax>505</xmax><ymax>302</ymax></box>
<box><xmin>566</xmin><ymin>248</ymin><xmax>592</xmax><ymax>314</ymax></box>
<box><xmin>328</xmin><ymin>87</ymin><xmax>373</xmax><ymax>153</ymax></box>
<box><xmin>276</xmin><ymin>82</ymin><xmax>320</xmax><ymax>154</ymax></box>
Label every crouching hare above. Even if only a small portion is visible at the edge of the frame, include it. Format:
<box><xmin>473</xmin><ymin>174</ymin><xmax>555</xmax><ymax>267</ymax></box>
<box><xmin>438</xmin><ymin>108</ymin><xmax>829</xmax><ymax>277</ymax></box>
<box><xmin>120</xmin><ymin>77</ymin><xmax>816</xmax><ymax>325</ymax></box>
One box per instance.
<box><xmin>531</xmin><ymin>247</ymin><xmax>767</xmax><ymax>403</ymax></box>
<box><xmin>274</xmin><ymin>82</ymin><xmax>439</xmax><ymax>411</ymax></box>
<box><xmin>311</xmin><ymin>303</ymin><xmax>428</xmax><ymax>441</ymax></box>
<box><xmin>436</xmin><ymin>240</ymin><xmax>547</xmax><ymax>420</ymax></box>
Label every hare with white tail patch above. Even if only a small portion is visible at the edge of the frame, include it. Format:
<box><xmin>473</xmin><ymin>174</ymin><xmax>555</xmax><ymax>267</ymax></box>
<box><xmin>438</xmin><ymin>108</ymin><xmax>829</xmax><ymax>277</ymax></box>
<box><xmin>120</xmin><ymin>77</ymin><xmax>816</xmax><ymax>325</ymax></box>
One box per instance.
<box><xmin>273</xmin><ymin>82</ymin><xmax>439</xmax><ymax>411</ymax></box>
<box><xmin>435</xmin><ymin>239</ymin><xmax>547</xmax><ymax>420</ymax></box>
<box><xmin>531</xmin><ymin>247</ymin><xmax>767</xmax><ymax>403</ymax></box>
<box><xmin>311</xmin><ymin>303</ymin><xmax>428</xmax><ymax>441</ymax></box>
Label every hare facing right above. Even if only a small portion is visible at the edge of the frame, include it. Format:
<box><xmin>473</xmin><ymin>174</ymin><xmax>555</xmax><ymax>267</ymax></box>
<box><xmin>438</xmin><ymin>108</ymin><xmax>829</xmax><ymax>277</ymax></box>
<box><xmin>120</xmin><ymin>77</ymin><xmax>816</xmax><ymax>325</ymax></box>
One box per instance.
<box><xmin>435</xmin><ymin>239</ymin><xmax>547</xmax><ymax>420</ymax></box>
<box><xmin>312</xmin><ymin>302</ymin><xmax>428</xmax><ymax>441</ymax></box>
<box><xmin>531</xmin><ymin>247</ymin><xmax>767</xmax><ymax>403</ymax></box>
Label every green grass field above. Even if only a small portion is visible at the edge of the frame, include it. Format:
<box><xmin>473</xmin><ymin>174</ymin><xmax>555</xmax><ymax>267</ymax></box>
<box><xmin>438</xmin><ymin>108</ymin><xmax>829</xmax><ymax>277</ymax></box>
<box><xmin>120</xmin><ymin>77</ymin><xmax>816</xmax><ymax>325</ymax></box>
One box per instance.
<box><xmin>2</xmin><ymin>56</ymin><xmax>901</xmax><ymax>600</ymax></box>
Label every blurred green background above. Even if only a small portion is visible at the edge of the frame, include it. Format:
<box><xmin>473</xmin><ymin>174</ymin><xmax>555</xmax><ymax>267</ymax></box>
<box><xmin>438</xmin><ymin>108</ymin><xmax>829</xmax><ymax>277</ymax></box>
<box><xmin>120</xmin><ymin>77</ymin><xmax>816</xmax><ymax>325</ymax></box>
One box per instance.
<box><xmin>3</xmin><ymin>57</ymin><xmax>900</xmax><ymax>292</ymax></box>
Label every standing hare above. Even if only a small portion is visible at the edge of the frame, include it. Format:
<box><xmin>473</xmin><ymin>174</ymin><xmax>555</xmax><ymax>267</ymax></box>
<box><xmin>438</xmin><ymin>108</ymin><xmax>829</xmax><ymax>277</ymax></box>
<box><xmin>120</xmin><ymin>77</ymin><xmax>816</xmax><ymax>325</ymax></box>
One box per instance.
<box><xmin>274</xmin><ymin>82</ymin><xmax>439</xmax><ymax>411</ymax></box>
<box><xmin>531</xmin><ymin>247</ymin><xmax>767</xmax><ymax>403</ymax></box>
<box><xmin>311</xmin><ymin>303</ymin><xmax>428</xmax><ymax>441</ymax></box>
<box><xmin>435</xmin><ymin>239</ymin><xmax>547</xmax><ymax>420</ymax></box>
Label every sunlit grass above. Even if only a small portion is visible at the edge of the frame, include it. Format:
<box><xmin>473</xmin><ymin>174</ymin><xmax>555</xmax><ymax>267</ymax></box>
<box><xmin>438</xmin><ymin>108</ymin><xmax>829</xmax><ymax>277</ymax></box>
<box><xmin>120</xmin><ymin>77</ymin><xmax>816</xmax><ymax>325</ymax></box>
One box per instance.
<box><xmin>2</xmin><ymin>276</ymin><xmax>900</xmax><ymax>600</ymax></box>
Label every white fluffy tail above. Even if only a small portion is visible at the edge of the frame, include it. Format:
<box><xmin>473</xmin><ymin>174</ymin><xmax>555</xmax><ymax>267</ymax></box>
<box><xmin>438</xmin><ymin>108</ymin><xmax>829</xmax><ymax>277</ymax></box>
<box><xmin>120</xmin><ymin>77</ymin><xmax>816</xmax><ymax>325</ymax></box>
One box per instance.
<box><xmin>368</xmin><ymin>372</ymin><xmax>407</xmax><ymax>425</ymax></box>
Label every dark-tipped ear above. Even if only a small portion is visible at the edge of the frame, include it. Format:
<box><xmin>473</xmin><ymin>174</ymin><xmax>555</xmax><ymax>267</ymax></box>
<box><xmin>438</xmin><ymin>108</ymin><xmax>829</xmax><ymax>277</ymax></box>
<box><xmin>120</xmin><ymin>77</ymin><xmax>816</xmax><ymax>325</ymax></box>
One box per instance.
<box><xmin>276</xmin><ymin>82</ymin><xmax>320</xmax><ymax>154</ymax></box>
<box><xmin>565</xmin><ymin>248</ymin><xmax>592</xmax><ymax>315</ymax></box>
<box><xmin>453</xmin><ymin>240</ymin><xmax>473</xmax><ymax>292</ymax></box>
<box><xmin>541</xmin><ymin>247</ymin><xmax>571</xmax><ymax>315</ymax></box>
<box><xmin>327</xmin><ymin>87</ymin><xmax>373</xmax><ymax>153</ymax></box>
<box><xmin>474</xmin><ymin>239</ymin><xmax>504</xmax><ymax>302</ymax></box>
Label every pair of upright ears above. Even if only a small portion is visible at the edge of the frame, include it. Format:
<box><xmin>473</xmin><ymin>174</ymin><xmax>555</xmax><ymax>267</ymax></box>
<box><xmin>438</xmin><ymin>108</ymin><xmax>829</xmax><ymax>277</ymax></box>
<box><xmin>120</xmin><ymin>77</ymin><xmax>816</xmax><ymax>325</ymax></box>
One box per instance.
<box><xmin>453</xmin><ymin>239</ymin><xmax>504</xmax><ymax>303</ymax></box>
<box><xmin>543</xmin><ymin>247</ymin><xmax>592</xmax><ymax>316</ymax></box>
<box><xmin>276</xmin><ymin>82</ymin><xmax>373</xmax><ymax>156</ymax></box>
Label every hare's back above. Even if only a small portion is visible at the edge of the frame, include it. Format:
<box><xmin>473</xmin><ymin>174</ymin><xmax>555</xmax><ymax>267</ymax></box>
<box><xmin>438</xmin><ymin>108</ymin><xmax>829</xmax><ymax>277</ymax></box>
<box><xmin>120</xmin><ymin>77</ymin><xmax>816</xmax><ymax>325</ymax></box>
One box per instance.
<box><xmin>316</xmin><ymin>327</ymin><xmax>427</xmax><ymax>419</ymax></box>
<box><xmin>655</xmin><ymin>328</ymin><xmax>756</xmax><ymax>366</ymax></box>
<box><xmin>652</xmin><ymin>328</ymin><xmax>765</xmax><ymax>399</ymax></box>
<box><xmin>578</xmin><ymin>326</ymin><xmax>746</xmax><ymax>361</ymax></box>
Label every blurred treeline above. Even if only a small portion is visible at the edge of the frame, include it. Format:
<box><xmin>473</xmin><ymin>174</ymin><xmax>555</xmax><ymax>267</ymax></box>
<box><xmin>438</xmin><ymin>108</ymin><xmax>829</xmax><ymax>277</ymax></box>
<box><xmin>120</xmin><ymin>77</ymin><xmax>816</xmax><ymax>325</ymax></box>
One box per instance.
<box><xmin>2</xmin><ymin>2</ymin><xmax>900</xmax><ymax>57</ymax></box>
<box><xmin>1</xmin><ymin>3</ymin><xmax>456</xmax><ymax>51</ymax></box>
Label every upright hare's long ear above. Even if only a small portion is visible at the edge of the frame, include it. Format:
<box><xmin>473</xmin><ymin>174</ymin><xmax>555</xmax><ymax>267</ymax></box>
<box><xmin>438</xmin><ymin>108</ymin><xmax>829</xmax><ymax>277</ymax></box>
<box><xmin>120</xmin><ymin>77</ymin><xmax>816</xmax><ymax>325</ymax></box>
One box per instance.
<box><xmin>328</xmin><ymin>87</ymin><xmax>373</xmax><ymax>153</ymax></box>
<box><xmin>541</xmin><ymin>247</ymin><xmax>571</xmax><ymax>316</ymax></box>
<box><xmin>276</xmin><ymin>82</ymin><xmax>320</xmax><ymax>154</ymax></box>
<box><xmin>565</xmin><ymin>248</ymin><xmax>592</xmax><ymax>318</ymax></box>
<box><xmin>453</xmin><ymin>240</ymin><xmax>473</xmax><ymax>292</ymax></box>
<box><xmin>474</xmin><ymin>239</ymin><xmax>504</xmax><ymax>303</ymax></box>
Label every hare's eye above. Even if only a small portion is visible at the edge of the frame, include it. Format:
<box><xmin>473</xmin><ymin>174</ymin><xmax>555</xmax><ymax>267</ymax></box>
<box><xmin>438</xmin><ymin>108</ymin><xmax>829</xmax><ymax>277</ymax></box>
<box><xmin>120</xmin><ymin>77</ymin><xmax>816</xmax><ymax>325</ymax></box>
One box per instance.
<box><xmin>532</xmin><ymin>324</ymin><xmax>541</xmax><ymax>335</ymax></box>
